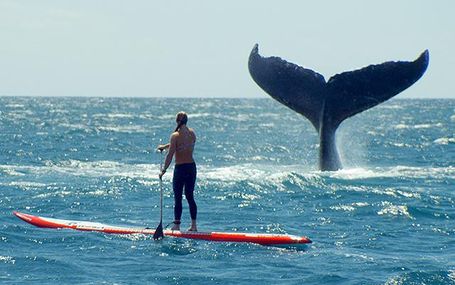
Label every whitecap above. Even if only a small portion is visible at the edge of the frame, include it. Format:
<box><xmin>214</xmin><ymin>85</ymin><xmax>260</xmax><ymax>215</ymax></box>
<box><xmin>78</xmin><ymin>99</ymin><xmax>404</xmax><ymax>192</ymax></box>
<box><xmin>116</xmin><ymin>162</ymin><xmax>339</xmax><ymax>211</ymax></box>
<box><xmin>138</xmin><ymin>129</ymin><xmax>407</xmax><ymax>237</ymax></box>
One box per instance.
<box><xmin>396</xmin><ymin>190</ymin><xmax>421</xmax><ymax>199</ymax></box>
<box><xmin>394</xmin><ymin>122</ymin><xmax>443</xmax><ymax>130</ymax></box>
<box><xmin>414</xmin><ymin>123</ymin><xmax>442</xmax><ymax>129</ymax></box>
<box><xmin>86</xmin><ymin>190</ymin><xmax>109</xmax><ymax>197</ymax></box>
<box><xmin>328</xmin><ymin>168</ymin><xmax>380</xmax><ymax>180</ymax></box>
<box><xmin>228</xmin><ymin>114</ymin><xmax>251</xmax><ymax>122</ymax></box>
<box><xmin>4</xmin><ymin>160</ymin><xmax>159</xmax><ymax>181</ymax></box>
<box><xmin>187</xmin><ymin>112</ymin><xmax>212</xmax><ymax>119</ymax></box>
<box><xmin>41</xmin><ymin>160</ymin><xmax>159</xmax><ymax>179</ymax></box>
<box><xmin>250</xmin><ymin>156</ymin><xmax>267</xmax><ymax>161</ymax></box>
<box><xmin>201</xmin><ymin>165</ymin><xmax>263</xmax><ymax>181</ymax></box>
<box><xmin>378</xmin><ymin>104</ymin><xmax>404</xmax><ymax>110</ymax></box>
<box><xmin>434</xmin><ymin>137</ymin><xmax>455</xmax><ymax>145</ymax></box>
<box><xmin>0</xmin><ymin>165</ymin><xmax>26</xmax><ymax>176</ymax></box>
<box><xmin>106</xmin><ymin>113</ymin><xmax>135</xmax><ymax>119</ymax></box>
<box><xmin>328</xmin><ymin>166</ymin><xmax>455</xmax><ymax>181</ymax></box>
<box><xmin>390</xmin><ymin>142</ymin><xmax>412</xmax><ymax>148</ymax></box>
<box><xmin>34</xmin><ymin>190</ymin><xmax>72</xmax><ymax>198</ymax></box>
<box><xmin>330</xmin><ymin>202</ymin><xmax>370</xmax><ymax>212</ymax></box>
<box><xmin>257</xmin><ymin>112</ymin><xmax>285</xmax><ymax>120</ymax></box>
<box><xmin>330</xmin><ymin>205</ymin><xmax>356</xmax><ymax>212</ymax></box>
<box><xmin>96</xmin><ymin>125</ymin><xmax>148</xmax><ymax>133</ymax></box>
<box><xmin>157</xmin><ymin>114</ymin><xmax>176</xmax><ymax>120</ymax></box>
<box><xmin>153</xmin><ymin>112</ymin><xmax>212</xmax><ymax>120</ymax></box>
<box><xmin>5</xmin><ymin>104</ymin><xmax>25</xmax><ymax>108</ymax></box>
<box><xmin>394</xmin><ymin>124</ymin><xmax>408</xmax><ymax>129</ymax></box>
<box><xmin>59</xmin><ymin>123</ymin><xmax>91</xmax><ymax>132</ymax></box>
<box><xmin>344</xmin><ymin>253</ymin><xmax>374</xmax><ymax>261</ymax></box>
<box><xmin>377</xmin><ymin>202</ymin><xmax>413</xmax><ymax>219</ymax></box>
<box><xmin>0</xmin><ymin>256</ymin><xmax>15</xmax><ymax>264</ymax></box>
<box><xmin>353</xmin><ymin>202</ymin><xmax>369</xmax><ymax>207</ymax></box>
<box><xmin>199</xmin><ymin>164</ymin><xmax>313</xmax><ymax>185</ymax></box>
<box><xmin>8</xmin><ymin>181</ymin><xmax>47</xmax><ymax>189</ymax></box>
<box><xmin>448</xmin><ymin>269</ymin><xmax>455</xmax><ymax>281</ymax></box>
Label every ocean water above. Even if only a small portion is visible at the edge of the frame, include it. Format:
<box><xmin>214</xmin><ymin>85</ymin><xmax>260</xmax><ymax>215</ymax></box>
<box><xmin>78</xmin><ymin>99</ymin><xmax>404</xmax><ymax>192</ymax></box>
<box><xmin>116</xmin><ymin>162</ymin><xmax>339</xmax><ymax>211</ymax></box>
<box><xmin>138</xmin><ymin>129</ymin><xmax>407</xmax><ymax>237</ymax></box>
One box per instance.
<box><xmin>1</xmin><ymin>97</ymin><xmax>454</xmax><ymax>285</ymax></box>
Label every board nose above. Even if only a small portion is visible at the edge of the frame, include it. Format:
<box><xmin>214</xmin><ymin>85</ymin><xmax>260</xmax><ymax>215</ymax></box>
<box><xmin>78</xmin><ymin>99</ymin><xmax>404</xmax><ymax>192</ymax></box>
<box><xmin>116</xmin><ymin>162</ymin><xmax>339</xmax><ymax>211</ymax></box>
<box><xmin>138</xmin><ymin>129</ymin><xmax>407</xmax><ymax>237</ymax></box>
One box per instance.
<box><xmin>13</xmin><ymin>211</ymin><xmax>33</xmax><ymax>222</ymax></box>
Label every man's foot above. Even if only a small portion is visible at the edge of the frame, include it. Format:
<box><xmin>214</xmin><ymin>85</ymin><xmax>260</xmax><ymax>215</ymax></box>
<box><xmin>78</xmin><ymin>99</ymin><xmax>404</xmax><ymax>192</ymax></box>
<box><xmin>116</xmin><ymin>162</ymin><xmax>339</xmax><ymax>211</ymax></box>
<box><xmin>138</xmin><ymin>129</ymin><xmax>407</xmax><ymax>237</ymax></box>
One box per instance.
<box><xmin>187</xmin><ymin>220</ymin><xmax>197</xmax><ymax>232</ymax></box>
<box><xmin>171</xmin><ymin>220</ymin><xmax>181</xmax><ymax>231</ymax></box>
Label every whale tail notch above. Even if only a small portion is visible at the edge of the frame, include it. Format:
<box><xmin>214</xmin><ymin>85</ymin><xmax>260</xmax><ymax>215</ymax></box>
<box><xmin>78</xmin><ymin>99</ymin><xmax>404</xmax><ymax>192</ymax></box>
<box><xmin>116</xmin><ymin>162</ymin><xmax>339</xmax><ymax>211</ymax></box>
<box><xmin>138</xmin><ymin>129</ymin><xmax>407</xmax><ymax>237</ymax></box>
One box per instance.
<box><xmin>248</xmin><ymin>44</ymin><xmax>429</xmax><ymax>170</ymax></box>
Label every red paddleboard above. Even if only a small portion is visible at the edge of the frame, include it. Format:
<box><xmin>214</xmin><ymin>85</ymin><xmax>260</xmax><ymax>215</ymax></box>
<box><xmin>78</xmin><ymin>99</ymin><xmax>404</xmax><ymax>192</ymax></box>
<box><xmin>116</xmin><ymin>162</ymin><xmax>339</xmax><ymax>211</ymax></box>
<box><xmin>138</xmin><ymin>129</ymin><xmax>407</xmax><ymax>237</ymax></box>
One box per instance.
<box><xmin>13</xmin><ymin>211</ymin><xmax>311</xmax><ymax>246</ymax></box>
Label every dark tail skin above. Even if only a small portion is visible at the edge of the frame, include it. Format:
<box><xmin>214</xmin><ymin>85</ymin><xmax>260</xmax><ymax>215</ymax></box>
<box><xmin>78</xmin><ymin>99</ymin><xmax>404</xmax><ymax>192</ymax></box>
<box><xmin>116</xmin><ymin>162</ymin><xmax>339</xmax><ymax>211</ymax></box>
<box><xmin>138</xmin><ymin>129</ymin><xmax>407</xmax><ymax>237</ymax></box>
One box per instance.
<box><xmin>248</xmin><ymin>44</ymin><xmax>429</xmax><ymax>171</ymax></box>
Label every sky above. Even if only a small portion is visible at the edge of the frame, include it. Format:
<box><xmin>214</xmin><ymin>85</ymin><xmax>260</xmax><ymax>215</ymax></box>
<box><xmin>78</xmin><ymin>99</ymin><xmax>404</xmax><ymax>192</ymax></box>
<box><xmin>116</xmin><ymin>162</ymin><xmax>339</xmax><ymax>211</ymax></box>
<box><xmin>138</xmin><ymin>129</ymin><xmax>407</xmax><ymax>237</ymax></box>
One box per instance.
<box><xmin>0</xmin><ymin>0</ymin><xmax>454</xmax><ymax>98</ymax></box>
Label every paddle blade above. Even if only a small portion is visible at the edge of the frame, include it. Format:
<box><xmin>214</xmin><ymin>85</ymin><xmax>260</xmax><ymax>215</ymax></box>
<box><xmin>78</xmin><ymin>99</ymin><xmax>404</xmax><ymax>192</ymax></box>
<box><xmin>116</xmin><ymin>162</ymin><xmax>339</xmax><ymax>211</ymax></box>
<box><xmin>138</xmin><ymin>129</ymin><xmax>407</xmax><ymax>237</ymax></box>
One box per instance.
<box><xmin>153</xmin><ymin>222</ymin><xmax>164</xmax><ymax>240</ymax></box>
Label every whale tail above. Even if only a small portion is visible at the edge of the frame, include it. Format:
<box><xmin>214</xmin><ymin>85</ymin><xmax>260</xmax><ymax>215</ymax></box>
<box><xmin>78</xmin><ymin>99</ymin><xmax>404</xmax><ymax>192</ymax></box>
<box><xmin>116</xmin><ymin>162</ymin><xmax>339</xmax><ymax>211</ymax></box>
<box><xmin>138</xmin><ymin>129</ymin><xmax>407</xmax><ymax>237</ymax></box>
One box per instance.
<box><xmin>248</xmin><ymin>44</ymin><xmax>429</xmax><ymax>170</ymax></box>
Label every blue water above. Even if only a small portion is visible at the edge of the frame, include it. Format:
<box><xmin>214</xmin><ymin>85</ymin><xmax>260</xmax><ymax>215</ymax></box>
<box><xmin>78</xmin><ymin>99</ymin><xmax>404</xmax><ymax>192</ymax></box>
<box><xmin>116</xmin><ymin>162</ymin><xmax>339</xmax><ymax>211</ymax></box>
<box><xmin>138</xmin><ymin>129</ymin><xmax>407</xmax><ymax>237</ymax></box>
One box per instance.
<box><xmin>1</xmin><ymin>97</ymin><xmax>455</xmax><ymax>284</ymax></box>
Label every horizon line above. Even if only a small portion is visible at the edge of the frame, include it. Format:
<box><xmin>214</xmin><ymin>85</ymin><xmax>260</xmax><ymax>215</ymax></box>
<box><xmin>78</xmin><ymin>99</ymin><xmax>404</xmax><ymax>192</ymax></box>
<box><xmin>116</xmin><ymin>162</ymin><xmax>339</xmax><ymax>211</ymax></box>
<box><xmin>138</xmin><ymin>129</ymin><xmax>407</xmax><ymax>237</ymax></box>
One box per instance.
<box><xmin>1</xmin><ymin>95</ymin><xmax>453</xmax><ymax>100</ymax></box>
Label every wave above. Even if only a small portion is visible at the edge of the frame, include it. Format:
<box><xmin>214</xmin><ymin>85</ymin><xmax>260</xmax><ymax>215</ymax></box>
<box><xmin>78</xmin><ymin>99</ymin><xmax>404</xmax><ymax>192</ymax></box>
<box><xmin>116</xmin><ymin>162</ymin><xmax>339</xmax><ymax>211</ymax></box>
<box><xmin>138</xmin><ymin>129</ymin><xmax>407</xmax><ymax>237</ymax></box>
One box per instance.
<box><xmin>45</xmin><ymin>160</ymin><xmax>158</xmax><ymax>179</ymax></box>
<box><xmin>155</xmin><ymin>113</ymin><xmax>212</xmax><ymax>121</ymax></box>
<box><xmin>377</xmin><ymin>104</ymin><xmax>404</xmax><ymax>110</ymax></box>
<box><xmin>58</xmin><ymin>123</ymin><xmax>91</xmax><ymax>132</ymax></box>
<box><xmin>2</xmin><ymin>162</ymin><xmax>453</xmax><ymax>210</ymax></box>
<box><xmin>4</xmin><ymin>104</ymin><xmax>25</xmax><ymax>109</ymax></box>
<box><xmin>394</xmin><ymin>122</ymin><xmax>443</xmax><ymax>130</ymax></box>
<box><xmin>326</xmin><ymin>166</ymin><xmax>455</xmax><ymax>180</ymax></box>
<box><xmin>57</xmin><ymin>122</ymin><xmax>150</xmax><ymax>134</ymax></box>
<box><xmin>5</xmin><ymin>181</ymin><xmax>48</xmax><ymax>189</ymax></box>
<box><xmin>2</xmin><ymin>162</ymin><xmax>455</xmax><ymax>183</ymax></box>
<box><xmin>96</xmin><ymin>125</ymin><xmax>149</xmax><ymax>133</ymax></box>
<box><xmin>92</xmin><ymin>113</ymin><xmax>135</xmax><ymax>119</ymax></box>
<box><xmin>385</xmin><ymin>270</ymin><xmax>455</xmax><ymax>285</ymax></box>
<box><xmin>377</xmin><ymin>202</ymin><xmax>413</xmax><ymax>219</ymax></box>
<box><xmin>0</xmin><ymin>160</ymin><xmax>158</xmax><ymax>181</ymax></box>
<box><xmin>0</xmin><ymin>165</ymin><xmax>26</xmax><ymax>176</ymax></box>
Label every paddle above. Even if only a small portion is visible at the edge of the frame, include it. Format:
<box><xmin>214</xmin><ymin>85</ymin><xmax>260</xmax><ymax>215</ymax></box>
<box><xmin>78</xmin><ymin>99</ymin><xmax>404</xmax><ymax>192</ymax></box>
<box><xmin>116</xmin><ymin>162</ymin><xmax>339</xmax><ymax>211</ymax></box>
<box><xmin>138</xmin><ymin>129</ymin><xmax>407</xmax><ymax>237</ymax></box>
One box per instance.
<box><xmin>153</xmin><ymin>149</ymin><xmax>165</xmax><ymax>240</ymax></box>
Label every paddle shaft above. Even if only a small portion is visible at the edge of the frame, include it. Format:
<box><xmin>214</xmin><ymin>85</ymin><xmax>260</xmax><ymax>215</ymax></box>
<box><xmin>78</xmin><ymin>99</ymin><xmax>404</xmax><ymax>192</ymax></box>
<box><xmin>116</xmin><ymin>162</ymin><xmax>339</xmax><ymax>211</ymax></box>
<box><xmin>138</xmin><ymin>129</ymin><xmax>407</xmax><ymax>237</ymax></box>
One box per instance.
<box><xmin>153</xmin><ymin>148</ymin><xmax>165</xmax><ymax>240</ymax></box>
<box><xmin>159</xmin><ymin>150</ymin><xmax>163</xmax><ymax>224</ymax></box>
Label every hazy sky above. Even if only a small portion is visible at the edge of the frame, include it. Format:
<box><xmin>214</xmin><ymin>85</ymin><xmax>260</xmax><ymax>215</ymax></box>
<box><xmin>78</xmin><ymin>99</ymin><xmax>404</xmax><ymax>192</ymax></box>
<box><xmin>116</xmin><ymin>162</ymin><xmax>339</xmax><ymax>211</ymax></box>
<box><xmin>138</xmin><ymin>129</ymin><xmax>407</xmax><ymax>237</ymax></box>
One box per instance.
<box><xmin>0</xmin><ymin>1</ymin><xmax>453</xmax><ymax>98</ymax></box>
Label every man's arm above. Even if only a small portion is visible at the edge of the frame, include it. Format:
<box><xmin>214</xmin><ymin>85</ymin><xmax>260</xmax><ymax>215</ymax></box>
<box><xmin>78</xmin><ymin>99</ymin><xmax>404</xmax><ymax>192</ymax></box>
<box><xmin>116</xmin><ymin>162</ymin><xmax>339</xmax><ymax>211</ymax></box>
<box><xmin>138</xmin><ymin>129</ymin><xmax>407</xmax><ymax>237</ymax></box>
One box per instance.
<box><xmin>157</xmin><ymin>143</ymin><xmax>170</xmax><ymax>151</ymax></box>
<box><xmin>159</xmin><ymin>133</ymin><xmax>177</xmax><ymax>178</ymax></box>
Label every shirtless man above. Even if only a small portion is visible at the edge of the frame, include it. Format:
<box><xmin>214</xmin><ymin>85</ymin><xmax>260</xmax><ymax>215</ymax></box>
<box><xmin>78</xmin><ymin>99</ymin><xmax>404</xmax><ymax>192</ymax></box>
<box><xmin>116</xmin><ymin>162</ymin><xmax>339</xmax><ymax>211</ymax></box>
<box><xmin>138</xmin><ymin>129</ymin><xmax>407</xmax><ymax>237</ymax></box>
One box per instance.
<box><xmin>157</xmin><ymin>112</ymin><xmax>197</xmax><ymax>231</ymax></box>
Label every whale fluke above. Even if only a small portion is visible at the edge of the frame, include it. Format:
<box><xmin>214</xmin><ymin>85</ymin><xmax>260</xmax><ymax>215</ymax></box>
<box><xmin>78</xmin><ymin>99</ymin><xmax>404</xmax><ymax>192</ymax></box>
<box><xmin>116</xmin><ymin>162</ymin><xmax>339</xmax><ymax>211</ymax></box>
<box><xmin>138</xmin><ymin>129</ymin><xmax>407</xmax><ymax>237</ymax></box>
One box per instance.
<box><xmin>248</xmin><ymin>44</ymin><xmax>429</xmax><ymax>171</ymax></box>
